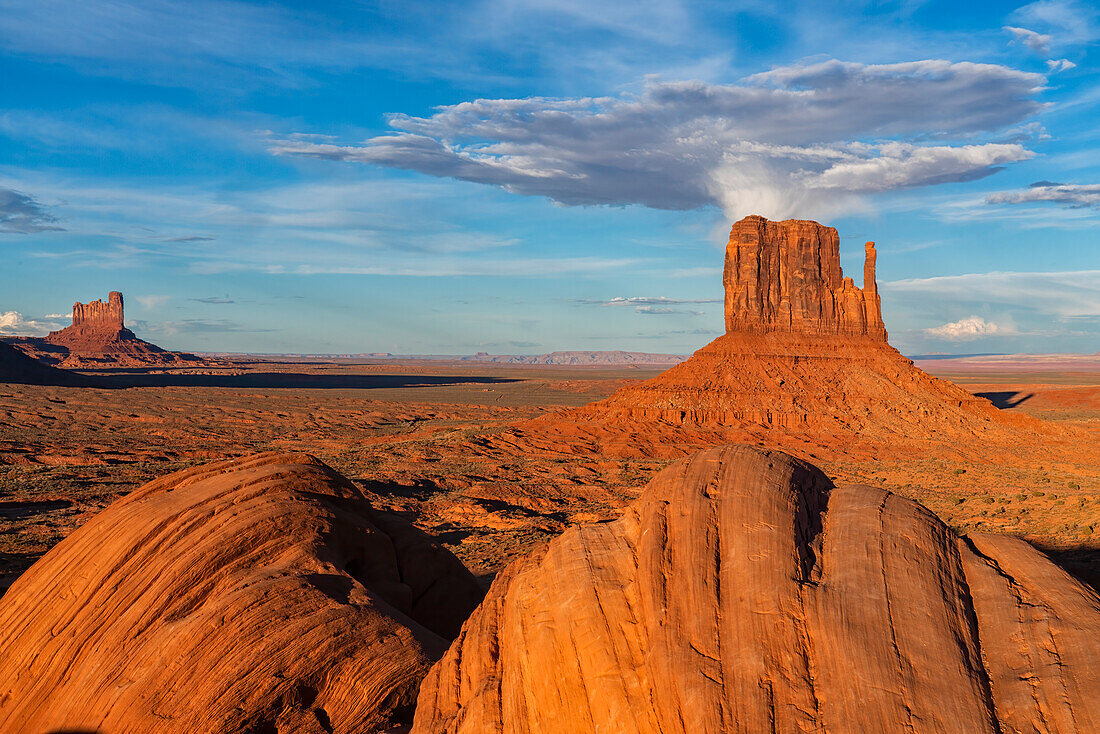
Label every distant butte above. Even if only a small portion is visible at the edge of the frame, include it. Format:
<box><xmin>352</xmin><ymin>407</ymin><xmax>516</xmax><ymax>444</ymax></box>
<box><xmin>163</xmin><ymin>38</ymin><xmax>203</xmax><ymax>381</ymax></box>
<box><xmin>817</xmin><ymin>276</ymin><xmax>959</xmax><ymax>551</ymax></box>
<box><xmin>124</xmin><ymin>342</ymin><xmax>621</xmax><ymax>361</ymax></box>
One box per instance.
<box><xmin>5</xmin><ymin>291</ymin><xmax>206</xmax><ymax>368</ymax></box>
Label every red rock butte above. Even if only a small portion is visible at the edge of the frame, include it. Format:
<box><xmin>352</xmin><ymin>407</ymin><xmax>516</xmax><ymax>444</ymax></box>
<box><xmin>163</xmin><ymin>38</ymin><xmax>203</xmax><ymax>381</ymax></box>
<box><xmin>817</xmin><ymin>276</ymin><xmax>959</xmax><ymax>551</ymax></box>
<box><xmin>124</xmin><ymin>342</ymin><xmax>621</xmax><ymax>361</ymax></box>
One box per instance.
<box><xmin>45</xmin><ymin>290</ymin><xmax>146</xmax><ymax>351</ymax></box>
<box><xmin>70</xmin><ymin>290</ymin><xmax>125</xmax><ymax>330</ymax></box>
<box><xmin>566</xmin><ymin>215</ymin><xmax>1031</xmax><ymax>444</ymax></box>
<box><xmin>6</xmin><ymin>291</ymin><xmax>206</xmax><ymax>367</ymax></box>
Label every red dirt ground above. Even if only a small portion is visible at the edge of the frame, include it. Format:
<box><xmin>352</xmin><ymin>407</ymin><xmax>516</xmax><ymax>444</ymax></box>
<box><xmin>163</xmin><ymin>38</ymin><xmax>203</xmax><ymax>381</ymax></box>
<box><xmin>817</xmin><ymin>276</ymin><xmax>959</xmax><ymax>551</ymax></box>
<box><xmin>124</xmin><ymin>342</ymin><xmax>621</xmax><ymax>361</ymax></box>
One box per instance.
<box><xmin>1</xmin><ymin>357</ymin><xmax>1097</xmax><ymax>593</ymax></box>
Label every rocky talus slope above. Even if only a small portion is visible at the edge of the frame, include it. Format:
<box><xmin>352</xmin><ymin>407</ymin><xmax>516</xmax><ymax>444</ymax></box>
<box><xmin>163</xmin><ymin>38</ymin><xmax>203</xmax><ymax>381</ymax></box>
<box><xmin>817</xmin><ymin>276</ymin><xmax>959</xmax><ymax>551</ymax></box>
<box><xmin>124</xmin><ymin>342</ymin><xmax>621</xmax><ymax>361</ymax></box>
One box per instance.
<box><xmin>413</xmin><ymin>446</ymin><xmax>1100</xmax><ymax>734</ymax></box>
<box><xmin>0</xmin><ymin>452</ymin><xmax>484</xmax><ymax>733</ymax></box>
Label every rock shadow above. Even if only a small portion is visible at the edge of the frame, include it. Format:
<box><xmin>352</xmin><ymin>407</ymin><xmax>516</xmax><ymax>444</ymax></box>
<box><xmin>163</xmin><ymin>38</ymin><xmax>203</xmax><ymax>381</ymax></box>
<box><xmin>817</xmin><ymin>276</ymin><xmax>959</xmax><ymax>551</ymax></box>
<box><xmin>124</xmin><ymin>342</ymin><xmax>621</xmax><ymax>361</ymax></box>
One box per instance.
<box><xmin>975</xmin><ymin>391</ymin><xmax>1034</xmax><ymax>409</ymax></box>
<box><xmin>1028</xmin><ymin>540</ymin><xmax>1100</xmax><ymax>594</ymax></box>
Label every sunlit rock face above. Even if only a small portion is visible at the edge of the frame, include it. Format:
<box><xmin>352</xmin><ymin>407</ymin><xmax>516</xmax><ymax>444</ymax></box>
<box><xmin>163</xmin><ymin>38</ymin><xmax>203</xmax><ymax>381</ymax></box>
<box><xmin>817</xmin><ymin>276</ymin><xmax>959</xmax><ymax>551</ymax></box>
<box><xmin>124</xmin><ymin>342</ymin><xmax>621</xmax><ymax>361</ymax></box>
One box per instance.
<box><xmin>412</xmin><ymin>446</ymin><xmax>1100</xmax><ymax>734</ymax></box>
<box><xmin>724</xmin><ymin>215</ymin><xmax>887</xmax><ymax>339</ymax></box>
<box><xmin>0</xmin><ymin>452</ymin><xmax>485</xmax><ymax>734</ymax></box>
<box><xmin>570</xmin><ymin>215</ymin><xmax>1021</xmax><ymax>440</ymax></box>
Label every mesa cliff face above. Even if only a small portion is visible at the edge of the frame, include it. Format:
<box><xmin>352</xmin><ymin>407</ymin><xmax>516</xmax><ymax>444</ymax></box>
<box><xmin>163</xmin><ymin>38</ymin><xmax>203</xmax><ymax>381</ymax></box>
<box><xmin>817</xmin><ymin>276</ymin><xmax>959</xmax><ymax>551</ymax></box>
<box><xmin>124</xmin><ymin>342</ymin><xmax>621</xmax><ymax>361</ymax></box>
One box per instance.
<box><xmin>724</xmin><ymin>216</ymin><xmax>886</xmax><ymax>339</ymax></box>
<box><xmin>412</xmin><ymin>446</ymin><xmax>1100</xmax><ymax>733</ymax></box>
<box><xmin>46</xmin><ymin>290</ymin><xmax>153</xmax><ymax>352</ymax></box>
<box><xmin>70</xmin><ymin>290</ymin><xmax>125</xmax><ymax>329</ymax></box>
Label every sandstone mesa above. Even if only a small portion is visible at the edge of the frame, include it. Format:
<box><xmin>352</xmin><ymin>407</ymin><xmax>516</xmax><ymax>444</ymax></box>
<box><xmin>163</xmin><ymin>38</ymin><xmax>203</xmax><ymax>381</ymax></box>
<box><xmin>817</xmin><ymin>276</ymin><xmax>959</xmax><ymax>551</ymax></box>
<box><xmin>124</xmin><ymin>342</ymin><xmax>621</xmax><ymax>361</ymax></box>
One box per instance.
<box><xmin>558</xmin><ymin>215</ymin><xmax>1036</xmax><ymax>448</ymax></box>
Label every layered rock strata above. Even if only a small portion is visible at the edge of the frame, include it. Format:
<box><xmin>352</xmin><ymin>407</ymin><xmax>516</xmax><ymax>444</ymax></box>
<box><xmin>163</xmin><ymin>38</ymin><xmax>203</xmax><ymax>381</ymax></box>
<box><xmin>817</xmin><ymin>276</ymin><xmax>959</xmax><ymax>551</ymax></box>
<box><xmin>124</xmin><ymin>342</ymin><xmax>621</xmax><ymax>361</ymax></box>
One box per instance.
<box><xmin>412</xmin><ymin>446</ymin><xmax>1100</xmax><ymax>734</ymax></box>
<box><xmin>0</xmin><ymin>452</ymin><xmax>484</xmax><ymax>733</ymax></box>
<box><xmin>70</xmin><ymin>290</ymin><xmax>125</xmax><ymax>329</ymax></box>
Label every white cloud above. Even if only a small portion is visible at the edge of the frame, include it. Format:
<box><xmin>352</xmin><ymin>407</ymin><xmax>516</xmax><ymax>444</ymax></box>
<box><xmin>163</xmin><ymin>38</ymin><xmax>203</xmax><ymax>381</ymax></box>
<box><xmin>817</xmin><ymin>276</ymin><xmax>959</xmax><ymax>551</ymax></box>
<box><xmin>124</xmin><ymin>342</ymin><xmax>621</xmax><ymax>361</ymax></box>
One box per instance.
<box><xmin>886</xmin><ymin>270</ymin><xmax>1100</xmax><ymax>319</ymax></box>
<box><xmin>986</xmin><ymin>182</ymin><xmax>1100</xmax><ymax>208</ymax></box>
<box><xmin>1011</xmin><ymin>0</ymin><xmax>1100</xmax><ymax>46</ymax></box>
<box><xmin>0</xmin><ymin>310</ymin><xmax>65</xmax><ymax>336</ymax></box>
<box><xmin>271</xmin><ymin>60</ymin><xmax>1045</xmax><ymax>221</ymax></box>
<box><xmin>580</xmin><ymin>296</ymin><xmax>721</xmax><ymax>306</ymax></box>
<box><xmin>634</xmin><ymin>305</ymin><xmax>704</xmax><ymax>315</ymax></box>
<box><xmin>1046</xmin><ymin>58</ymin><xmax>1076</xmax><ymax>72</ymax></box>
<box><xmin>924</xmin><ymin>316</ymin><xmax>1007</xmax><ymax>340</ymax></box>
<box><xmin>1004</xmin><ymin>25</ymin><xmax>1052</xmax><ymax>53</ymax></box>
<box><xmin>135</xmin><ymin>295</ymin><xmax>171</xmax><ymax>309</ymax></box>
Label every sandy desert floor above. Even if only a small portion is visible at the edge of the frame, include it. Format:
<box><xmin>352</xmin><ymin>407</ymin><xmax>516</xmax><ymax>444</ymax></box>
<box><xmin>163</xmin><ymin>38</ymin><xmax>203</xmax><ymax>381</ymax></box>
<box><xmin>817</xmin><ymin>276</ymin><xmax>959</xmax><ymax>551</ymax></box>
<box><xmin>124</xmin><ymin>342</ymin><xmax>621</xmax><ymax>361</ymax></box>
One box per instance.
<box><xmin>1</xmin><ymin>358</ymin><xmax>1098</xmax><ymax>594</ymax></box>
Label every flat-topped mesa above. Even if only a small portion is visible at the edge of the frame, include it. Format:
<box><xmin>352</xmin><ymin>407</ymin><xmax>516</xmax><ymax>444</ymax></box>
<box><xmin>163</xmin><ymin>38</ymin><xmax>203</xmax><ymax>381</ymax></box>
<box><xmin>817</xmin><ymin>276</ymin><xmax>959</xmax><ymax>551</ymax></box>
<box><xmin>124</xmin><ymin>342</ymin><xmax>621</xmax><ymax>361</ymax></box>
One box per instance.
<box><xmin>723</xmin><ymin>215</ymin><xmax>887</xmax><ymax>340</ymax></box>
<box><xmin>71</xmin><ymin>291</ymin><xmax>124</xmax><ymax>329</ymax></box>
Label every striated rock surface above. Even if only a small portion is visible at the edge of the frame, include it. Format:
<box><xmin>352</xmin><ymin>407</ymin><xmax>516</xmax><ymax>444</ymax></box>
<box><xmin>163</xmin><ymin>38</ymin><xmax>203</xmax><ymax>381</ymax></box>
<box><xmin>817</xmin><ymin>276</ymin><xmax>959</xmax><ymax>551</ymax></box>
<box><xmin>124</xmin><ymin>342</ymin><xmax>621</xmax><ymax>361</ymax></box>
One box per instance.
<box><xmin>413</xmin><ymin>446</ymin><xmax>1100</xmax><ymax>734</ymax></box>
<box><xmin>71</xmin><ymin>289</ymin><xmax>125</xmax><ymax>328</ymax></box>
<box><xmin>0</xmin><ymin>452</ymin><xmax>484</xmax><ymax>733</ymax></box>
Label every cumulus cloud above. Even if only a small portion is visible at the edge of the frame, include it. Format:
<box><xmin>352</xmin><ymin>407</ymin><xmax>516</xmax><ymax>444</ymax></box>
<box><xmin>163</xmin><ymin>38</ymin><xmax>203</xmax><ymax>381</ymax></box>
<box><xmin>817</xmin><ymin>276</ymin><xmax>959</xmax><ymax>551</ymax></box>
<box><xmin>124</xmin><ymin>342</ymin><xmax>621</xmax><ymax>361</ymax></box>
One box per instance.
<box><xmin>271</xmin><ymin>59</ymin><xmax>1044</xmax><ymax>220</ymax></box>
<box><xmin>924</xmin><ymin>316</ymin><xmax>1006</xmax><ymax>341</ymax></box>
<box><xmin>986</xmin><ymin>182</ymin><xmax>1100</xmax><ymax>208</ymax></box>
<box><xmin>0</xmin><ymin>187</ymin><xmax>64</xmax><ymax>233</ymax></box>
<box><xmin>1046</xmin><ymin>58</ymin><xmax>1076</xmax><ymax>72</ymax></box>
<box><xmin>1004</xmin><ymin>25</ymin><xmax>1052</xmax><ymax>53</ymax></box>
<box><xmin>0</xmin><ymin>311</ymin><xmax>65</xmax><ymax>336</ymax></box>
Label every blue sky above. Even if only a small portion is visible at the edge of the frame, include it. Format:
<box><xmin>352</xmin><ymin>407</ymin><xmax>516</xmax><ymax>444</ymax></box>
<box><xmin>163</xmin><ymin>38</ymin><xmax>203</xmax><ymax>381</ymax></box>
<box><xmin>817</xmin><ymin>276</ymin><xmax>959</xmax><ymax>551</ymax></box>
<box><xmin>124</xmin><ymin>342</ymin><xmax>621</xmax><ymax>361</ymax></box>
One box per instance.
<box><xmin>1</xmin><ymin>0</ymin><xmax>1097</xmax><ymax>355</ymax></box>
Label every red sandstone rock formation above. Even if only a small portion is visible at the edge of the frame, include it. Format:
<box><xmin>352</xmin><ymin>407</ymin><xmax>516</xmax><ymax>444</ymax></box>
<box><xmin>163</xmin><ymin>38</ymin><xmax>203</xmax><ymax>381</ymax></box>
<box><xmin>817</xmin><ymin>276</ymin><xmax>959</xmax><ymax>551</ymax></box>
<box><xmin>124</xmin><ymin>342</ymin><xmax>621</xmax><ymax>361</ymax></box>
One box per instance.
<box><xmin>0</xmin><ymin>452</ymin><xmax>484</xmax><ymax>733</ymax></box>
<box><xmin>724</xmin><ymin>216</ymin><xmax>887</xmax><ymax>339</ymax></box>
<box><xmin>568</xmin><ymin>215</ymin><xmax>1028</xmax><ymax>441</ymax></box>
<box><xmin>45</xmin><ymin>290</ymin><xmax>159</xmax><ymax>355</ymax></box>
<box><xmin>412</xmin><ymin>446</ymin><xmax>1100</xmax><ymax>733</ymax></box>
<box><xmin>8</xmin><ymin>290</ymin><xmax>207</xmax><ymax>367</ymax></box>
<box><xmin>70</xmin><ymin>290</ymin><xmax>125</xmax><ymax>329</ymax></box>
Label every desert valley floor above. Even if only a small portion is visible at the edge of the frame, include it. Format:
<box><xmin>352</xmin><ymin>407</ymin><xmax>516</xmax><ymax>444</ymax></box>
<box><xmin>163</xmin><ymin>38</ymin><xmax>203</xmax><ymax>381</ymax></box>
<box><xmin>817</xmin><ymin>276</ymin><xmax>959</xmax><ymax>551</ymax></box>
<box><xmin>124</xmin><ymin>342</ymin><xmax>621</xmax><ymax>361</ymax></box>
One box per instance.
<box><xmin>3</xmin><ymin>356</ymin><xmax>1098</xmax><ymax>595</ymax></box>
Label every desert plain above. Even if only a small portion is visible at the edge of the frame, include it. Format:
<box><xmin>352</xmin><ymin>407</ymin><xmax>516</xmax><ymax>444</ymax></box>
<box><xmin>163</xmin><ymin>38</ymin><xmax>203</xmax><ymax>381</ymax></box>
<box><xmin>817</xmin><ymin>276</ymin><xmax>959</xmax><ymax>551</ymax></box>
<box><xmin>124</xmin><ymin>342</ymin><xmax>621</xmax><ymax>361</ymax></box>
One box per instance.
<box><xmin>3</xmin><ymin>352</ymin><xmax>1098</xmax><ymax>596</ymax></box>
